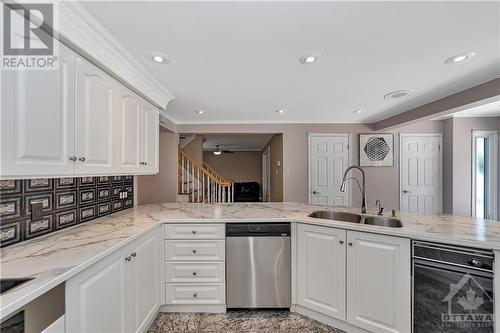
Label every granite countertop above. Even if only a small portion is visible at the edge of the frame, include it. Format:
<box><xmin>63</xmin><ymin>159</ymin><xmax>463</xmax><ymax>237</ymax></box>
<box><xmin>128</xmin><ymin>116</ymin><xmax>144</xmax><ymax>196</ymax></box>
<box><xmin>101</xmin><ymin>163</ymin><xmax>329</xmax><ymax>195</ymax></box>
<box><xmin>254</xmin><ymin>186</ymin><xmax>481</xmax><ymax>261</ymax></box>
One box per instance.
<box><xmin>2</xmin><ymin>202</ymin><xmax>500</xmax><ymax>319</ymax></box>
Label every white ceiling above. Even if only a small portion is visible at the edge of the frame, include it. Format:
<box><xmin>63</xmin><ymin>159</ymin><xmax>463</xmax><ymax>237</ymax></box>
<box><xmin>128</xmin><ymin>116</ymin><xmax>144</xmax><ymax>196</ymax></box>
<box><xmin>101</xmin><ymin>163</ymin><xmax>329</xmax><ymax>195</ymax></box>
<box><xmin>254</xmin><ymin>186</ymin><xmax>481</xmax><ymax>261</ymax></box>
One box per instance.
<box><xmin>82</xmin><ymin>1</ymin><xmax>500</xmax><ymax>124</ymax></box>
<box><xmin>198</xmin><ymin>134</ymin><xmax>274</xmax><ymax>152</ymax></box>
<box><xmin>434</xmin><ymin>100</ymin><xmax>500</xmax><ymax>119</ymax></box>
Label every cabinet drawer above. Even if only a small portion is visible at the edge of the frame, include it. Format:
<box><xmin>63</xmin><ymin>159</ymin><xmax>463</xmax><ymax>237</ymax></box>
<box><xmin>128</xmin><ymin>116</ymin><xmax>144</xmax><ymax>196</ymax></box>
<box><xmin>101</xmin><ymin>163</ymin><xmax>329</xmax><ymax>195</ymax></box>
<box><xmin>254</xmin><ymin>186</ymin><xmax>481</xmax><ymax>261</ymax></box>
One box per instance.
<box><xmin>165</xmin><ymin>262</ymin><xmax>225</xmax><ymax>283</ymax></box>
<box><xmin>164</xmin><ymin>224</ymin><xmax>225</xmax><ymax>239</ymax></box>
<box><xmin>165</xmin><ymin>240</ymin><xmax>225</xmax><ymax>261</ymax></box>
<box><xmin>165</xmin><ymin>283</ymin><xmax>225</xmax><ymax>305</ymax></box>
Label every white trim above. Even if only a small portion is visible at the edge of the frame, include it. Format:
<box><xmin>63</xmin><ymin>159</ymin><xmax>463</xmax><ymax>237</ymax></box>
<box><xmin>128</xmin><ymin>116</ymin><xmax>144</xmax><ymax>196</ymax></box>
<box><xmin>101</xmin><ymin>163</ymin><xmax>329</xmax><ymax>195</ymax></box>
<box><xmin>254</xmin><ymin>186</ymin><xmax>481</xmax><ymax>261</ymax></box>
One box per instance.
<box><xmin>399</xmin><ymin>133</ymin><xmax>443</xmax><ymax>213</ymax></box>
<box><xmin>55</xmin><ymin>2</ymin><xmax>174</xmax><ymax>109</ymax></box>
<box><xmin>471</xmin><ymin>130</ymin><xmax>498</xmax><ymax>220</ymax></box>
<box><xmin>307</xmin><ymin>133</ymin><xmax>351</xmax><ymax>206</ymax></box>
<box><xmin>262</xmin><ymin>146</ymin><xmax>271</xmax><ymax>202</ymax></box>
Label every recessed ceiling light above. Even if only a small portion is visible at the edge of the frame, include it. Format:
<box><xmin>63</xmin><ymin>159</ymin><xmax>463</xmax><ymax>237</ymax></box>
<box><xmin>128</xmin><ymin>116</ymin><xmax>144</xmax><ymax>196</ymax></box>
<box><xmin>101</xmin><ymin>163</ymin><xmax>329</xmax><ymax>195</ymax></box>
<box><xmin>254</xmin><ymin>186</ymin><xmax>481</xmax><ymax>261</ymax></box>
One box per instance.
<box><xmin>384</xmin><ymin>90</ymin><xmax>413</xmax><ymax>100</ymax></box>
<box><xmin>299</xmin><ymin>53</ymin><xmax>320</xmax><ymax>65</ymax></box>
<box><xmin>353</xmin><ymin>110</ymin><xmax>363</xmax><ymax>114</ymax></box>
<box><xmin>152</xmin><ymin>55</ymin><xmax>166</xmax><ymax>63</ymax></box>
<box><xmin>195</xmin><ymin>110</ymin><xmax>205</xmax><ymax>114</ymax></box>
<box><xmin>275</xmin><ymin>109</ymin><xmax>286</xmax><ymax>114</ymax></box>
<box><xmin>445</xmin><ymin>52</ymin><xmax>476</xmax><ymax>64</ymax></box>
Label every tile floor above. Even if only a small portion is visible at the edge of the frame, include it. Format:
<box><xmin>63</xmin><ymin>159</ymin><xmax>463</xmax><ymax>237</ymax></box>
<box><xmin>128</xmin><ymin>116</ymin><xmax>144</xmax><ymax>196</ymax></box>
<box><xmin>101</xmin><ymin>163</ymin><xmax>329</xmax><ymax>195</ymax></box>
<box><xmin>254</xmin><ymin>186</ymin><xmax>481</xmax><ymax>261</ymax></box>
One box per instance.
<box><xmin>147</xmin><ymin>311</ymin><xmax>344</xmax><ymax>332</ymax></box>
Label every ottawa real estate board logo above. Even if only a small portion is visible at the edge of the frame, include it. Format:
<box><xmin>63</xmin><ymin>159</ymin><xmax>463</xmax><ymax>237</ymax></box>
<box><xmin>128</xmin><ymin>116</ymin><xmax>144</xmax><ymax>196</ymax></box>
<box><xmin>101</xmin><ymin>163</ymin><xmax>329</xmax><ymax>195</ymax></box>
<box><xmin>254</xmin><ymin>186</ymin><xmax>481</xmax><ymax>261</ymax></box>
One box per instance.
<box><xmin>2</xmin><ymin>1</ymin><xmax>58</xmax><ymax>70</ymax></box>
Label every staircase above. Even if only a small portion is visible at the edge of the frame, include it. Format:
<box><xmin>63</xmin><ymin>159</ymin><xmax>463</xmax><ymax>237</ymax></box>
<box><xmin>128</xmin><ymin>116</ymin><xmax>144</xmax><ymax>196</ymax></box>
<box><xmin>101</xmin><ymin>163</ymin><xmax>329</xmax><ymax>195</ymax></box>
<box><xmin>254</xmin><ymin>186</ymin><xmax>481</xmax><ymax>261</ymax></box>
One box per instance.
<box><xmin>178</xmin><ymin>150</ymin><xmax>234</xmax><ymax>203</ymax></box>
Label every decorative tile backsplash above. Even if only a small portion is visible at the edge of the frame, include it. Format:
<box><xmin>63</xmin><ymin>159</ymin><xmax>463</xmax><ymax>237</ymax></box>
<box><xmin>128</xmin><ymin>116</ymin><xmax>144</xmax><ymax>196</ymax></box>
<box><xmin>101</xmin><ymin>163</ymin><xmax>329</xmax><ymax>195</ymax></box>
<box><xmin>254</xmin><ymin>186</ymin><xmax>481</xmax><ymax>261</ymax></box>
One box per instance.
<box><xmin>0</xmin><ymin>176</ymin><xmax>134</xmax><ymax>247</ymax></box>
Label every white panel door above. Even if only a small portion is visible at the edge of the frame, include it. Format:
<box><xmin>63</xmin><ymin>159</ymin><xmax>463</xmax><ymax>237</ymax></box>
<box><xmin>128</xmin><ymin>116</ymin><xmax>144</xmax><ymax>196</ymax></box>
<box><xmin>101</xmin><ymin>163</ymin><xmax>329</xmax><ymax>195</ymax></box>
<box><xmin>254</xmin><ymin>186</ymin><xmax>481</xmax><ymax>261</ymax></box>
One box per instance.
<box><xmin>309</xmin><ymin>135</ymin><xmax>349</xmax><ymax>205</ymax></box>
<box><xmin>129</xmin><ymin>230</ymin><xmax>160</xmax><ymax>332</ymax></box>
<box><xmin>346</xmin><ymin>231</ymin><xmax>411</xmax><ymax>333</ymax></box>
<box><xmin>66</xmin><ymin>249</ymin><xmax>129</xmax><ymax>333</ymax></box>
<box><xmin>400</xmin><ymin>135</ymin><xmax>442</xmax><ymax>213</ymax></box>
<box><xmin>1</xmin><ymin>42</ymin><xmax>76</xmax><ymax>177</ymax></box>
<box><xmin>140</xmin><ymin>101</ymin><xmax>159</xmax><ymax>173</ymax></box>
<box><xmin>116</xmin><ymin>88</ymin><xmax>142</xmax><ymax>174</ymax></box>
<box><xmin>75</xmin><ymin>57</ymin><xmax>115</xmax><ymax>174</ymax></box>
<box><xmin>297</xmin><ymin>223</ymin><xmax>346</xmax><ymax>320</ymax></box>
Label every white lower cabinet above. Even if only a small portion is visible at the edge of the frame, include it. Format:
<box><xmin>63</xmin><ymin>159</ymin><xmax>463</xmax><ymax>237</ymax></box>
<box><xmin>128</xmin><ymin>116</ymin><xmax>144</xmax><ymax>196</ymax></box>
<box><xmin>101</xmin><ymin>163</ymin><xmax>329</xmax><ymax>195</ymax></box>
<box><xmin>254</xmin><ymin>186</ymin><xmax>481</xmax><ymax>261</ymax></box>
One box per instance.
<box><xmin>346</xmin><ymin>231</ymin><xmax>411</xmax><ymax>333</ymax></box>
<box><xmin>296</xmin><ymin>224</ymin><xmax>411</xmax><ymax>333</ymax></box>
<box><xmin>65</xmin><ymin>228</ymin><xmax>161</xmax><ymax>333</ymax></box>
<box><xmin>297</xmin><ymin>224</ymin><xmax>346</xmax><ymax>320</ymax></box>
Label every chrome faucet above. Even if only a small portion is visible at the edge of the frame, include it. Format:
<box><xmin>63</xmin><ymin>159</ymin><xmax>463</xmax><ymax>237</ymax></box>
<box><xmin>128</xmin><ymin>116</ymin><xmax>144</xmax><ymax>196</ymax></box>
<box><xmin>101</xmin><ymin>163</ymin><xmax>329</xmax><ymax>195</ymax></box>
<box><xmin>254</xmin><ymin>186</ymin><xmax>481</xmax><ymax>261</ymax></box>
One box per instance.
<box><xmin>340</xmin><ymin>166</ymin><xmax>367</xmax><ymax>214</ymax></box>
<box><xmin>375</xmin><ymin>200</ymin><xmax>384</xmax><ymax>216</ymax></box>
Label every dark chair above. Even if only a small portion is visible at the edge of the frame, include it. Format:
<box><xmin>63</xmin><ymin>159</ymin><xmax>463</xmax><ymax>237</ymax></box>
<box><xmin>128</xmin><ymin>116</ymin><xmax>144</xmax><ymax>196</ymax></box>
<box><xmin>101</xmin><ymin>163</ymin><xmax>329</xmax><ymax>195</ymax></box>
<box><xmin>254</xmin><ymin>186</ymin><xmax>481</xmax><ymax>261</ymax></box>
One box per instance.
<box><xmin>233</xmin><ymin>182</ymin><xmax>261</xmax><ymax>202</ymax></box>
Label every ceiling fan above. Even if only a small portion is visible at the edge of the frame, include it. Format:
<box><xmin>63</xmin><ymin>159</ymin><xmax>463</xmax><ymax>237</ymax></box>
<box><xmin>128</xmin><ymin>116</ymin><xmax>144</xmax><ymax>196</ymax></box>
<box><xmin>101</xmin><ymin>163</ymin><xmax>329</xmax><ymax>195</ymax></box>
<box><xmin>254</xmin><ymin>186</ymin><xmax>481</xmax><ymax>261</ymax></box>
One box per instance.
<box><xmin>213</xmin><ymin>145</ymin><xmax>234</xmax><ymax>156</ymax></box>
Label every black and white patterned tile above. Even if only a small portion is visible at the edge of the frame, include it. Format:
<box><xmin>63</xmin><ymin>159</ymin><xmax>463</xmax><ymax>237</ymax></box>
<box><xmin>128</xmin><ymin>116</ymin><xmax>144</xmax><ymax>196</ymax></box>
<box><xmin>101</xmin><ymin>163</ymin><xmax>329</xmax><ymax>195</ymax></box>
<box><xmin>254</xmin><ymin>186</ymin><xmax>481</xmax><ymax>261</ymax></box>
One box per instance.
<box><xmin>147</xmin><ymin>311</ymin><xmax>344</xmax><ymax>333</ymax></box>
<box><xmin>0</xmin><ymin>176</ymin><xmax>134</xmax><ymax>247</ymax></box>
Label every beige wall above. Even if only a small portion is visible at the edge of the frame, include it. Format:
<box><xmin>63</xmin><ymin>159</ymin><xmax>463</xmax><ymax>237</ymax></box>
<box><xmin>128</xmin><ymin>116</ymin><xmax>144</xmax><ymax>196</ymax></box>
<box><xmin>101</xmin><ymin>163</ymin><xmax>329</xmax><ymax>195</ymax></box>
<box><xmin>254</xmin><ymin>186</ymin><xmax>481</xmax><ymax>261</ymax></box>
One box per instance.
<box><xmin>203</xmin><ymin>151</ymin><xmax>262</xmax><ymax>185</ymax></box>
<box><xmin>138</xmin><ymin>129</ymin><xmax>178</xmax><ymax>204</ymax></box>
<box><xmin>177</xmin><ymin>120</ymin><xmax>442</xmax><ymax>210</ymax></box>
<box><xmin>445</xmin><ymin>117</ymin><xmax>500</xmax><ymax>217</ymax></box>
<box><xmin>182</xmin><ymin>135</ymin><xmax>204</xmax><ymax>163</ymax></box>
<box><xmin>264</xmin><ymin>134</ymin><xmax>284</xmax><ymax>202</ymax></box>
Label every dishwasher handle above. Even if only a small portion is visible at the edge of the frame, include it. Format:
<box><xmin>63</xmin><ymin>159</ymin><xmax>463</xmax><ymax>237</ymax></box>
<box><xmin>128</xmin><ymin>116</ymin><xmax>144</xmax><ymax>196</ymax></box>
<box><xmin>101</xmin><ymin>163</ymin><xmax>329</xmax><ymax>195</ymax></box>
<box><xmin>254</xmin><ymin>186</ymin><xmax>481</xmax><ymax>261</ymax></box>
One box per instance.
<box><xmin>226</xmin><ymin>223</ymin><xmax>290</xmax><ymax>237</ymax></box>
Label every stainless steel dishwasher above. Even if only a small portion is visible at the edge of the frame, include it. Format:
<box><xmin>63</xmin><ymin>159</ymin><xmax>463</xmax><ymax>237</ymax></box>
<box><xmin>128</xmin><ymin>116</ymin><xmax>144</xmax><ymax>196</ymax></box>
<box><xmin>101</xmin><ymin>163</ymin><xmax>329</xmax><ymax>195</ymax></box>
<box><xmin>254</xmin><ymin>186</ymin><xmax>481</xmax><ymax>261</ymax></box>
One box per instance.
<box><xmin>226</xmin><ymin>222</ymin><xmax>291</xmax><ymax>309</ymax></box>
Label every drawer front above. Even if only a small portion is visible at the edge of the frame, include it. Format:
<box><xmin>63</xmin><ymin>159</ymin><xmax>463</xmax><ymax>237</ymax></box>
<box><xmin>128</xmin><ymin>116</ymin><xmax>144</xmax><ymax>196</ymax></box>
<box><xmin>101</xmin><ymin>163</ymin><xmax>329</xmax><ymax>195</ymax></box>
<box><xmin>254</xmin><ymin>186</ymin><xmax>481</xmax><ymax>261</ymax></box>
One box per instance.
<box><xmin>165</xmin><ymin>283</ymin><xmax>225</xmax><ymax>305</ymax></box>
<box><xmin>165</xmin><ymin>262</ymin><xmax>225</xmax><ymax>283</ymax></box>
<box><xmin>164</xmin><ymin>224</ymin><xmax>225</xmax><ymax>239</ymax></box>
<box><xmin>165</xmin><ymin>240</ymin><xmax>225</xmax><ymax>261</ymax></box>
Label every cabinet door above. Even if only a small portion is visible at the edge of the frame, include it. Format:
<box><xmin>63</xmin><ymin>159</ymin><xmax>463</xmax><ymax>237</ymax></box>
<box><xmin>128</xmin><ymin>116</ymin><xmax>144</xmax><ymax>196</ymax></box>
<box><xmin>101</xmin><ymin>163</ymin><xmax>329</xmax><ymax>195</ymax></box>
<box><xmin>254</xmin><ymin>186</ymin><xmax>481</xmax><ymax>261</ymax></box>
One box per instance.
<box><xmin>346</xmin><ymin>231</ymin><xmax>411</xmax><ymax>333</ymax></box>
<box><xmin>297</xmin><ymin>224</ymin><xmax>346</xmax><ymax>320</ymax></box>
<box><xmin>66</xmin><ymin>249</ymin><xmax>129</xmax><ymax>333</ymax></box>
<box><xmin>1</xmin><ymin>42</ymin><xmax>76</xmax><ymax>178</ymax></box>
<box><xmin>140</xmin><ymin>101</ymin><xmax>159</xmax><ymax>173</ymax></box>
<box><xmin>116</xmin><ymin>88</ymin><xmax>141</xmax><ymax>174</ymax></box>
<box><xmin>129</xmin><ymin>230</ymin><xmax>160</xmax><ymax>332</ymax></box>
<box><xmin>75</xmin><ymin>58</ymin><xmax>115</xmax><ymax>174</ymax></box>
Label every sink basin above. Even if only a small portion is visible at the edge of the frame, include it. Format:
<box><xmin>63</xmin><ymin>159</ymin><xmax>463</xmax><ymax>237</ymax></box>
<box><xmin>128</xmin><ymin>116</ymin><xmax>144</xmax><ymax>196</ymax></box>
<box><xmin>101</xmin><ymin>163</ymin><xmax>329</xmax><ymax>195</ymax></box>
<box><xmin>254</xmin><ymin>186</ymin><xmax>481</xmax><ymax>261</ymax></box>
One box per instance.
<box><xmin>308</xmin><ymin>211</ymin><xmax>362</xmax><ymax>223</ymax></box>
<box><xmin>363</xmin><ymin>216</ymin><xmax>403</xmax><ymax>228</ymax></box>
<box><xmin>0</xmin><ymin>278</ymin><xmax>33</xmax><ymax>295</ymax></box>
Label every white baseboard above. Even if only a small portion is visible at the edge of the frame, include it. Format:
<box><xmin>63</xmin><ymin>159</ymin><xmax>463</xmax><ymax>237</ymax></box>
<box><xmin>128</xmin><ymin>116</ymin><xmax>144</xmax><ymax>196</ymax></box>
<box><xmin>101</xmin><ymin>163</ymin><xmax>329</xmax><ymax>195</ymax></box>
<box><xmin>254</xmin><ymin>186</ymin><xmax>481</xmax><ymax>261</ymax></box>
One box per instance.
<box><xmin>158</xmin><ymin>304</ymin><xmax>226</xmax><ymax>313</ymax></box>
<box><xmin>291</xmin><ymin>305</ymin><xmax>370</xmax><ymax>333</ymax></box>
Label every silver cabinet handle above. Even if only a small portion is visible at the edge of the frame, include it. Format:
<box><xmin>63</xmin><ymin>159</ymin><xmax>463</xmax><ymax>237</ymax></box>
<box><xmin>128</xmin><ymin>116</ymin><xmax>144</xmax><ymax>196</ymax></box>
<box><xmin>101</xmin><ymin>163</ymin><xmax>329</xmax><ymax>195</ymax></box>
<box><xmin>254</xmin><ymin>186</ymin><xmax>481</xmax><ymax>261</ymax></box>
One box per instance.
<box><xmin>192</xmin><ymin>271</ymin><xmax>197</xmax><ymax>276</ymax></box>
<box><xmin>78</xmin><ymin>157</ymin><xmax>86</xmax><ymax>162</ymax></box>
<box><xmin>192</xmin><ymin>230</ymin><xmax>197</xmax><ymax>234</ymax></box>
<box><xmin>193</xmin><ymin>293</ymin><xmax>198</xmax><ymax>298</ymax></box>
<box><xmin>339</xmin><ymin>240</ymin><xmax>344</xmax><ymax>244</ymax></box>
<box><xmin>348</xmin><ymin>242</ymin><xmax>353</xmax><ymax>246</ymax></box>
<box><xmin>131</xmin><ymin>252</ymin><xmax>136</xmax><ymax>257</ymax></box>
<box><xmin>125</xmin><ymin>256</ymin><xmax>131</xmax><ymax>262</ymax></box>
<box><xmin>69</xmin><ymin>156</ymin><xmax>77</xmax><ymax>161</ymax></box>
<box><xmin>192</xmin><ymin>249</ymin><xmax>197</xmax><ymax>254</ymax></box>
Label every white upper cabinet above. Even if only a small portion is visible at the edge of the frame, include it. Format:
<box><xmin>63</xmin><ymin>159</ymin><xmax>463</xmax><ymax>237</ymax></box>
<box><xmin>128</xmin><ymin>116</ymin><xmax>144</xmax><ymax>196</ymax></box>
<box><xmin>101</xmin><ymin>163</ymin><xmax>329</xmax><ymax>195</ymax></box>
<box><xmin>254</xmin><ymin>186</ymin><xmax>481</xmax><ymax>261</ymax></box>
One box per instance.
<box><xmin>116</xmin><ymin>87</ymin><xmax>142</xmax><ymax>174</ymax></box>
<box><xmin>1</xmin><ymin>43</ymin><xmax>76</xmax><ymax>178</ymax></box>
<box><xmin>297</xmin><ymin>224</ymin><xmax>346</xmax><ymax>320</ymax></box>
<box><xmin>75</xmin><ymin>57</ymin><xmax>116</xmax><ymax>174</ymax></box>
<box><xmin>140</xmin><ymin>100</ymin><xmax>159</xmax><ymax>173</ymax></box>
<box><xmin>346</xmin><ymin>231</ymin><xmax>411</xmax><ymax>333</ymax></box>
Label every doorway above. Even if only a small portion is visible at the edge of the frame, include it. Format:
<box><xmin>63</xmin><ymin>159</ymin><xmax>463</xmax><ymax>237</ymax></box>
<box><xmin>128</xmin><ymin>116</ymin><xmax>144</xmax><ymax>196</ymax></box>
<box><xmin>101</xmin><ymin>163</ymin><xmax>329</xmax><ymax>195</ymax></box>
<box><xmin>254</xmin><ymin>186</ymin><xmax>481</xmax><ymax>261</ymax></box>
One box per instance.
<box><xmin>308</xmin><ymin>134</ymin><xmax>350</xmax><ymax>205</ymax></box>
<box><xmin>400</xmin><ymin>134</ymin><xmax>443</xmax><ymax>213</ymax></box>
<box><xmin>472</xmin><ymin>130</ymin><xmax>498</xmax><ymax>220</ymax></box>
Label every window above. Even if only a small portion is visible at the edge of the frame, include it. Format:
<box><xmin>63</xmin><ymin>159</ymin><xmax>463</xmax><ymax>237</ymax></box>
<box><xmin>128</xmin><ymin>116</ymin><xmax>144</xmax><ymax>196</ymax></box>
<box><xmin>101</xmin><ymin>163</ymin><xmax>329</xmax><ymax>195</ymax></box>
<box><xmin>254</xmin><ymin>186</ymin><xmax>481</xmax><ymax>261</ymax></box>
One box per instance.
<box><xmin>472</xmin><ymin>130</ymin><xmax>498</xmax><ymax>220</ymax></box>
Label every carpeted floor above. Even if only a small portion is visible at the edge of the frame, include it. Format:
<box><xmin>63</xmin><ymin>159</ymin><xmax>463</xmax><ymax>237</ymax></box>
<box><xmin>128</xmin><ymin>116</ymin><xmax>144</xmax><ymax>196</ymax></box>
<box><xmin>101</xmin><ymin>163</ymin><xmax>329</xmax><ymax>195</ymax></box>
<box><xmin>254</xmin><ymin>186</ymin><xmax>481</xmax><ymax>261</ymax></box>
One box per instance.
<box><xmin>147</xmin><ymin>311</ymin><xmax>344</xmax><ymax>332</ymax></box>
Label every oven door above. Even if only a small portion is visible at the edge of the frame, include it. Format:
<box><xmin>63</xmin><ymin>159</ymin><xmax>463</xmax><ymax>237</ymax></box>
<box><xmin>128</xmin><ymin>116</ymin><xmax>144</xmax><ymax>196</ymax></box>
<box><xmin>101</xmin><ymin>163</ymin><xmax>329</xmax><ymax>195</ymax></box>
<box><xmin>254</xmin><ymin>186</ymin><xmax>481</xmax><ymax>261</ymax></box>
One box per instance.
<box><xmin>413</xmin><ymin>259</ymin><xmax>494</xmax><ymax>333</ymax></box>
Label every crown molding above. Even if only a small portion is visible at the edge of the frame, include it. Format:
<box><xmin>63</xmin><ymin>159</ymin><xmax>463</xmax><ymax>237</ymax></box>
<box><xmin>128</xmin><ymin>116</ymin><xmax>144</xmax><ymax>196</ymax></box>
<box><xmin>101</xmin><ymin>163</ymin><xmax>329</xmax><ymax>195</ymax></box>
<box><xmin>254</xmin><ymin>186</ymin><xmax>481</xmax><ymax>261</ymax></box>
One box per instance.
<box><xmin>55</xmin><ymin>1</ymin><xmax>174</xmax><ymax>109</ymax></box>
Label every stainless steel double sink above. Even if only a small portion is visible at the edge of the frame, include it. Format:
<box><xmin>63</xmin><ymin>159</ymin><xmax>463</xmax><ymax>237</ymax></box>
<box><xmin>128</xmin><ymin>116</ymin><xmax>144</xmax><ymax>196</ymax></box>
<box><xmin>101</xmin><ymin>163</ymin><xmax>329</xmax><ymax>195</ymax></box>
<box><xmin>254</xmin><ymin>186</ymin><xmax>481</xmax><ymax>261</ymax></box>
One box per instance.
<box><xmin>308</xmin><ymin>211</ymin><xmax>403</xmax><ymax>228</ymax></box>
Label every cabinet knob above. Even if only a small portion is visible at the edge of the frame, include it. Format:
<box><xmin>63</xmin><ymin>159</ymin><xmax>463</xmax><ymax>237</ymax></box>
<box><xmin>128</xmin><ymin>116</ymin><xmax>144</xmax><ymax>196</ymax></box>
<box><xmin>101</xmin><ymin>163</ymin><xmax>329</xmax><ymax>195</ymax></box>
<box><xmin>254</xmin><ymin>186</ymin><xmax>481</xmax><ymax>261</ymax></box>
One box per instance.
<box><xmin>192</xmin><ymin>271</ymin><xmax>197</xmax><ymax>276</ymax></box>
<box><xmin>192</xmin><ymin>249</ymin><xmax>197</xmax><ymax>254</ymax></box>
<box><xmin>78</xmin><ymin>157</ymin><xmax>86</xmax><ymax>162</ymax></box>
<box><xmin>193</xmin><ymin>293</ymin><xmax>198</xmax><ymax>298</ymax></box>
<box><xmin>125</xmin><ymin>256</ymin><xmax>131</xmax><ymax>262</ymax></box>
<box><xmin>131</xmin><ymin>252</ymin><xmax>136</xmax><ymax>257</ymax></box>
<box><xmin>69</xmin><ymin>156</ymin><xmax>77</xmax><ymax>161</ymax></box>
<box><xmin>348</xmin><ymin>242</ymin><xmax>353</xmax><ymax>246</ymax></box>
<box><xmin>192</xmin><ymin>230</ymin><xmax>197</xmax><ymax>234</ymax></box>
<box><xmin>140</xmin><ymin>162</ymin><xmax>145</xmax><ymax>165</ymax></box>
<box><xmin>339</xmin><ymin>240</ymin><xmax>344</xmax><ymax>244</ymax></box>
